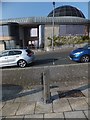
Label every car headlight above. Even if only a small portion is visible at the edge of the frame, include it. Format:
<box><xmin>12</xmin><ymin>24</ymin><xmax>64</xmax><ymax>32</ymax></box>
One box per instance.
<box><xmin>74</xmin><ymin>51</ymin><xmax>83</xmax><ymax>56</ymax></box>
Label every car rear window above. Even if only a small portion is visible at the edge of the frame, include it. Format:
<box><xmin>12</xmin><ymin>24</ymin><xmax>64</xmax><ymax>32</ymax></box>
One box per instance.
<box><xmin>26</xmin><ymin>49</ymin><xmax>33</xmax><ymax>54</ymax></box>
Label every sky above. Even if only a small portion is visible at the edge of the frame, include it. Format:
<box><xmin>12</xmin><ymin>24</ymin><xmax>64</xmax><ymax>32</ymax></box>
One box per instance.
<box><xmin>0</xmin><ymin>1</ymin><xmax>90</xmax><ymax>20</ymax></box>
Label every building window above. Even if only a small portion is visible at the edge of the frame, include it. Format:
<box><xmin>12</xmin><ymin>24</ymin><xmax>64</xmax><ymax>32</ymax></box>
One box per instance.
<box><xmin>0</xmin><ymin>26</ymin><xmax>3</xmax><ymax>36</ymax></box>
<box><xmin>2</xmin><ymin>25</ymin><xmax>9</xmax><ymax>36</ymax></box>
<box><xmin>30</xmin><ymin>28</ymin><xmax>37</xmax><ymax>37</ymax></box>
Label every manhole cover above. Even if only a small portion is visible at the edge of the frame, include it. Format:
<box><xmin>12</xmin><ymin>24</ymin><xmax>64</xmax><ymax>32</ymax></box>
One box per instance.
<box><xmin>57</xmin><ymin>89</ymin><xmax>85</xmax><ymax>98</ymax></box>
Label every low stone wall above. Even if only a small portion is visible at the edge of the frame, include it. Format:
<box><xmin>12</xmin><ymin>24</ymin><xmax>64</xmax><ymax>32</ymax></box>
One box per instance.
<box><xmin>2</xmin><ymin>63</ymin><xmax>89</xmax><ymax>88</ymax></box>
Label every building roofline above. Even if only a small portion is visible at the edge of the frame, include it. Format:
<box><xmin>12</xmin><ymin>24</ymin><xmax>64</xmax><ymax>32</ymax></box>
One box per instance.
<box><xmin>0</xmin><ymin>16</ymin><xmax>90</xmax><ymax>25</ymax></box>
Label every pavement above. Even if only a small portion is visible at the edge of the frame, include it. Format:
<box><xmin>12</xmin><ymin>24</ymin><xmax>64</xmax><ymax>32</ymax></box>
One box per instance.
<box><xmin>0</xmin><ymin>82</ymin><xmax>90</xmax><ymax>120</ymax></box>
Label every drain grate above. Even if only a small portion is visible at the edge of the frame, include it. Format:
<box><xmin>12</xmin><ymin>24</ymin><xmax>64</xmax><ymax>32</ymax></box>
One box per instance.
<box><xmin>57</xmin><ymin>89</ymin><xmax>85</xmax><ymax>98</ymax></box>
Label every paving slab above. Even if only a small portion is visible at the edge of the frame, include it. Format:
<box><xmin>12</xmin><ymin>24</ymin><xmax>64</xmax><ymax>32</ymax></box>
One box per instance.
<box><xmin>14</xmin><ymin>91</ymin><xmax>42</xmax><ymax>102</ymax></box>
<box><xmin>64</xmin><ymin>111</ymin><xmax>87</xmax><ymax>119</ymax></box>
<box><xmin>68</xmin><ymin>98</ymin><xmax>89</xmax><ymax>111</ymax></box>
<box><xmin>2</xmin><ymin>102</ymin><xmax>20</xmax><ymax>116</ymax></box>
<box><xmin>35</xmin><ymin>102</ymin><xmax>53</xmax><ymax>114</ymax></box>
<box><xmin>16</xmin><ymin>102</ymin><xmax>35</xmax><ymax>115</ymax></box>
<box><xmin>83</xmin><ymin>110</ymin><xmax>89</xmax><ymax>119</ymax></box>
<box><xmin>53</xmin><ymin>98</ymin><xmax>72</xmax><ymax>113</ymax></box>
<box><xmin>24</xmin><ymin>114</ymin><xmax>43</xmax><ymax>118</ymax></box>
<box><xmin>84</xmin><ymin>98</ymin><xmax>90</xmax><ymax>106</ymax></box>
<box><xmin>44</xmin><ymin>112</ymin><xmax>64</xmax><ymax>118</ymax></box>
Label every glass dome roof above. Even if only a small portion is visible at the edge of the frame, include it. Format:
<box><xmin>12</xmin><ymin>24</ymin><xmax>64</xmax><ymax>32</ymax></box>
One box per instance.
<box><xmin>48</xmin><ymin>5</ymin><xmax>85</xmax><ymax>18</ymax></box>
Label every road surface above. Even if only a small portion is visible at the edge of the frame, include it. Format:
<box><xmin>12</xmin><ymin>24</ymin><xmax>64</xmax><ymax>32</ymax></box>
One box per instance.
<box><xmin>34</xmin><ymin>49</ymin><xmax>76</xmax><ymax>67</ymax></box>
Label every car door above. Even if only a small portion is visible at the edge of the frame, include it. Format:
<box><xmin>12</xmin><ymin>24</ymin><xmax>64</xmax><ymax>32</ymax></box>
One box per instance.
<box><xmin>7</xmin><ymin>50</ymin><xmax>22</xmax><ymax>66</ymax></box>
<box><xmin>7</xmin><ymin>50</ymin><xmax>17</xmax><ymax>66</ymax></box>
<box><xmin>0</xmin><ymin>51</ymin><xmax>9</xmax><ymax>67</ymax></box>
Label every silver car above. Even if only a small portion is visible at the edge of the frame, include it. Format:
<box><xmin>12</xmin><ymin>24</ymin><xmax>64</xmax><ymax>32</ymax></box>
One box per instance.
<box><xmin>0</xmin><ymin>49</ymin><xmax>35</xmax><ymax>68</ymax></box>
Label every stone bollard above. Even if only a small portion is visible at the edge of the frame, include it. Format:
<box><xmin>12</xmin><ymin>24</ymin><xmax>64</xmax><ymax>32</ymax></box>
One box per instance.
<box><xmin>41</xmin><ymin>70</ymin><xmax>51</xmax><ymax>104</ymax></box>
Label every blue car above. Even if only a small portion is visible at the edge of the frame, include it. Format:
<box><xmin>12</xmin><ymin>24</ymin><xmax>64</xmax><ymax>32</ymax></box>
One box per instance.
<box><xmin>69</xmin><ymin>44</ymin><xmax>90</xmax><ymax>63</ymax></box>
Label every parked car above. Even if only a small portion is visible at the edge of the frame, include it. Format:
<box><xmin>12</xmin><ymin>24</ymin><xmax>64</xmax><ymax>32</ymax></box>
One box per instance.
<box><xmin>0</xmin><ymin>49</ymin><xmax>35</xmax><ymax>68</ymax></box>
<box><xmin>69</xmin><ymin>44</ymin><xmax>90</xmax><ymax>63</ymax></box>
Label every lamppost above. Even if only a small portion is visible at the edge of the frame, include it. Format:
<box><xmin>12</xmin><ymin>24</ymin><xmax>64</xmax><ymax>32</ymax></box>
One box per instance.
<box><xmin>52</xmin><ymin>1</ymin><xmax>55</xmax><ymax>50</ymax></box>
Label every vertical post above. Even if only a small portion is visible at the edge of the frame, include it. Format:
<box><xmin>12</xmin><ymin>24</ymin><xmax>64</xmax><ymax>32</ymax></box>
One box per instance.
<box><xmin>22</xmin><ymin>39</ymin><xmax>25</xmax><ymax>49</ymax></box>
<box><xmin>52</xmin><ymin>2</ymin><xmax>55</xmax><ymax>51</ymax></box>
<box><xmin>41</xmin><ymin>70</ymin><xmax>51</xmax><ymax>103</ymax></box>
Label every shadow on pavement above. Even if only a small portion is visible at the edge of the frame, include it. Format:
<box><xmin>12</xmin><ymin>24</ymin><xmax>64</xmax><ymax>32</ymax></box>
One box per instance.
<box><xmin>2</xmin><ymin>84</ymin><xmax>23</xmax><ymax>102</ymax></box>
<box><xmin>51</xmin><ymin>84</ymin><xmax>90</xmax><ymax>101</ymax></box>
<box><xmin>2</xmin><ymin>84</ymin><xmax>90</xmax><ymax>102</ymax></box>
<box><xmin>2</xmin><ymin>84</ymin><xmax>58</xmax><ymax>102</ymax></box>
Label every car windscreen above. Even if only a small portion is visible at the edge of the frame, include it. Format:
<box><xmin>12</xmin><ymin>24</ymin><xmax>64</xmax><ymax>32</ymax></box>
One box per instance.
<box><xmin>0</xmin><ymin>51</ymin><xmax>9</xmax><ymax>57</ymax></box>
<box><xmin>83</xmin><ymin>44</ymin><xmax>90</xmax><ymax>49</ymax></box>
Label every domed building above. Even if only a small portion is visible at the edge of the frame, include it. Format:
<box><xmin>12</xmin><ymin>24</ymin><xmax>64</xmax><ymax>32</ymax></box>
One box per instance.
<box><xmin>48</xmin><ymin>5</ymin><xmax>85</xmax><ymax>18</ymax></box>
<box><xmin>47</xmin><ymin>5</ymin><xmax>87</xmax><ymax>36</ymax></box>
<box><xmin>0</xmin><ymin>5</ymin><xmax>90</xmax><ymax>51</ymax></box>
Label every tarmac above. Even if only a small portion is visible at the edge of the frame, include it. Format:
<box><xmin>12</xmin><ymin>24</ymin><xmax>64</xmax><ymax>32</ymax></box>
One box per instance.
<box><xmin>0</xmin><ymin>82</ymin><xmax>90</xmax><ymax>120</ymax></box>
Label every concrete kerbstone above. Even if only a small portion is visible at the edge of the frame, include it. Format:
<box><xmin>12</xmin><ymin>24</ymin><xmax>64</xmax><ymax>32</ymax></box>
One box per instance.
<box><xmin>35</xmin><ymin>101</ymin><xmax>53</xmax><ymax>114</ymax></box>
<box><xmin>44</xmin><ymin>112</ymin><xmax>64</xmax><ymax>118</ymax></box>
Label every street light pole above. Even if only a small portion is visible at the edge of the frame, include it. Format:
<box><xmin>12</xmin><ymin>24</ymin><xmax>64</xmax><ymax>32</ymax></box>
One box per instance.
<box><xmin>52</xmin><ymin>1</ymin><xmax>55</xmax><ymax>50</ymax></box>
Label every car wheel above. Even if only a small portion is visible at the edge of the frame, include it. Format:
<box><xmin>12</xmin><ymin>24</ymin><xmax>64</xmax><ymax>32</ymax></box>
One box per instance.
<box><xmin>80</xmin><ymin>55</ymin><xmax>90</xmax><ymax>63</ymax></box>
<box><xmin>17</xmin><ymin>60</ymin><xmax>27</xmax><ymax>68</ymax></box>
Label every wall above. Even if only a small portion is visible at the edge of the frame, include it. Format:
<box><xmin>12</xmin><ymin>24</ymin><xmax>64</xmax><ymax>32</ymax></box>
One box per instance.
<box><xmin>44</xmin><ymin>25</ymin><xmax>59</xmax><ymax>50</ymax></box>
<box><xmin>2</xmin><ymin>63</ymin><xmax>88</xmax><ymax>88</ymax></box>
<box><xmin>0</xmin><ymin>43</ymin><xmax>4</xmax><ymax>51</ymax></box>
